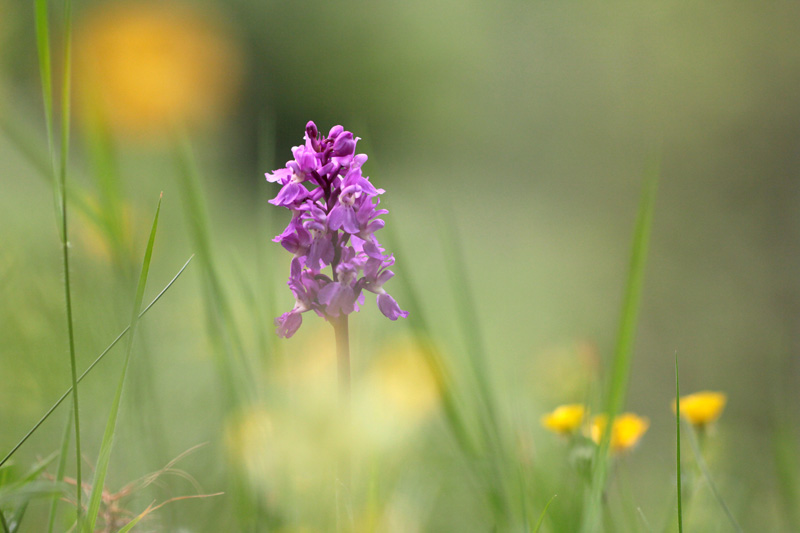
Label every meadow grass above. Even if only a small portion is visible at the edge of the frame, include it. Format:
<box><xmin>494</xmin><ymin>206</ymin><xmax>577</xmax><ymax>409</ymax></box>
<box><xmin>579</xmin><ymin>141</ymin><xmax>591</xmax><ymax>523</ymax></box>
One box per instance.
<box><xmin>580</xmin><ymin>156</ymin><xmax>659</xmax><ymax>533</ymax></box>
<box><xmin>33</xmin><ymin>0</ymin><xmax>82</xmax><ymax>525</ymax></box>
<box><xmin>3</xmin><ymin>2</ymin><xmax>794</xmax><ymax>531</ymax></box>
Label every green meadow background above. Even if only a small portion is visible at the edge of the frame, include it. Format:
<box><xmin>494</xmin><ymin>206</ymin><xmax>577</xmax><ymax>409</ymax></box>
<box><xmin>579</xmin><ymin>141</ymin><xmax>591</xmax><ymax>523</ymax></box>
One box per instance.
<box><xmin>1</xmin><ymin>1</ymin><xmax>799</xmax><ymax>531</ymax></box>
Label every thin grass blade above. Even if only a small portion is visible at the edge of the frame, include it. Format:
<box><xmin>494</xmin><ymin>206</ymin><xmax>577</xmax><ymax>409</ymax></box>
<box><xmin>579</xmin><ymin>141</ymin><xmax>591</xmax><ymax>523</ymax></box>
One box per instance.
<box><xmin>7</xmin><ymin>501</ymin><xmax>27</xmax><ymax>533</ymax></box>
<box><xmin>580</xmin><ymin>156</ymin><xmax>659</xmax><ymax>533</ymax></box>
<box><xmin>532</xmin><ymin>494</ymin><xmax>557</xmax><ymax>533</ymax></box>
<box><xmin>0</xmin><ymin>255</ymin><xmax>193</xmax><ymax>468</ymax></box>
<box><xmin>84</xmin><ymin>195</ymin><xmax>161</xmax><ymax>532</ymax></box>
<box><xmin>685</xmin><ymin>424</ymin><xmax>743</xmax><ymax>532</ymax></box>
<box><xmin>46</xmin><ymin>407</ymin><xmax>73</xmax><ymax>533</ymax></box>
<box><xmin>33</xmin><ymin>0</ymin><xmax>55</xmax><ymax>184</ymax></box>
<box><xmin>439</xmin><ymin>210</ymin><xmax>512</xmax><ymax>519</ymax></box>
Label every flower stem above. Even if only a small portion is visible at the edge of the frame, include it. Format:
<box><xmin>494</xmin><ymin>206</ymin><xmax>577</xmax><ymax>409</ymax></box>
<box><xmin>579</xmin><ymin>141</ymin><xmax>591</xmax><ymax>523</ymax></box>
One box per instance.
<box><xmin>332</xmin><ymin>315</ymin><xmax>351</xmax><ymax>531</ymax></box>
<box><xmin>334</xmin><ymin>315</ymin><xmax>351</xmax><ymax>409</ymax></box>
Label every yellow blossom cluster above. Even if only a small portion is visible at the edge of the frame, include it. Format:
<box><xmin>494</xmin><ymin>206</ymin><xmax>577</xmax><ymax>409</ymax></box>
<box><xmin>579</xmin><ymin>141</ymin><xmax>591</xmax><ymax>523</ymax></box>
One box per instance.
<box><xmin>541</xmin><ymin>390</ymin><xmax>727</xmax><ymax>454</ymax></box>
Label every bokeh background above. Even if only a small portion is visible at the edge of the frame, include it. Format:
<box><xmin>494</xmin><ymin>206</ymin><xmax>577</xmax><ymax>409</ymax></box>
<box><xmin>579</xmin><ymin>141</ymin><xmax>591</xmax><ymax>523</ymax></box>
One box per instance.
<box><xmin>1</xmin><ymin>1</ymin><xmax>799</xmax><ymax>531</ymax></box>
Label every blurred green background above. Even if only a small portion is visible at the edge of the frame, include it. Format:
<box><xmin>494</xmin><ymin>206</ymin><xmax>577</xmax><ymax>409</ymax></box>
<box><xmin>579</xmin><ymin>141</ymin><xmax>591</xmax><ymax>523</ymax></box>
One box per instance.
<box><xmin>1</xmin><ymin>0</ymin><xmax>799</xmax><ymax>531</ymax></box>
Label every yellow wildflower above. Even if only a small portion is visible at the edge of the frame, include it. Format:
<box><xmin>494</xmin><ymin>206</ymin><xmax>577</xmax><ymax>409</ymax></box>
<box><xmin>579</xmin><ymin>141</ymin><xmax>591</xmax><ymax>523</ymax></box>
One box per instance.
<box><xmin>74</xmin><ymin>2</ymin><xmax>242</xmax><ymax>138</ymax></box>
<box><xmin>367</xmin><ymin>338</ymin><xmax>441</xmax><ymax>421</ymax></box>
<box><xmin>590</xmin><ymin>413</ymin><xmax>649</xmax><ymax>453</ymax></box>
<box><xmin>674</xmin><ymin>391</ymin><xmax>727</xmax><ymax>428</ymax></box>
<box><xmin>541</xmin><ymin>404</ymin><xmax>586</xmax><ymax>435</ymax></box>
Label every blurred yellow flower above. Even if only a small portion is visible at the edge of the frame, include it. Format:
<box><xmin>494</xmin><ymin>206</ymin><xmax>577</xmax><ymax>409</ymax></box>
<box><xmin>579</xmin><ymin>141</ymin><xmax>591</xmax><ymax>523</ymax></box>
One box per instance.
<box><xmin>225</xmin><ymin>407</ymin><xmax>275</xmax><ymax>491</ymax></box>
<box><xmin>540</xmin><ymin>404</ymin><xmax>586</xmax><ymax>435</ymax></box>
<box><xmin>590</xmin><ymin>413</ymin><xmax>649</xmax><ymax>453</ymax></box>
<box><xmin>354</xmin><ymin>337</ymin><xmax>441</xmax><ymax>448</ymax></box>
<box><xmin>369</xmin><ymin>338</ymin><xmax>440</xmax><ymax>421</ymax></box>
<box><xmin>673</xmin><ymin>391</ymin><xmax>727</xmax><ymax>428</ymax></box>
<box><xmin>74</xmin><ymin>1</ymin><xmax>242</xmax><ymax>138</ymax></box>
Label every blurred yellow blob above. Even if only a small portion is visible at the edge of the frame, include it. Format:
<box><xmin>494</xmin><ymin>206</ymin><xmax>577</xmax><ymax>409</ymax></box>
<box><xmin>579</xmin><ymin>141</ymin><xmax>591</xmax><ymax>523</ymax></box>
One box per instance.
<box><xmin>540</xmin><ymin>404</ymin><xmax>586</xmax><ymax>436</ymax></box>
<box><xmin>356</xmin><ymin>337</ymin><xmax>441</xmax><ymax>447</ymax></box>
<box><xmin>370</xmin><ymin>338</ymin><xmax>440</xmax><ymax>420</ymax></box>
<box><xmin>74</xmin><ymin>1</ymin><xmax>242</xmax><ymax>138</ymax></box>
<box><xmin>673</xmin><ymin>391</ymin><xmax>727</xmax><ymax>428</ymax></box>
<box><xmin>530</xmin><ymin>340</ymin><xmax>599</xmax><ymax>405</ymax></box>
<box><xmin>590</xmin><ymin>413</ymin><xmax>649</xmax><ymax>453</ymax></box>
<box><xmin>225</xmin><ymin>407</ymin><xmax>275</xmax><ymax>491</ymax></box>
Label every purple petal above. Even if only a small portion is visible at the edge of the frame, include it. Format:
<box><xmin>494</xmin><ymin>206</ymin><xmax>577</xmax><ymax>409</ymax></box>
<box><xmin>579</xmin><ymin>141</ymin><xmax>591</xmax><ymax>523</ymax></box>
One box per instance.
<box><xmin>343</xmin><ymin>206</ymin><xmax>360</xmax><ymax>234</ymax></box>
<box><xmin>328</xmin><ymin>204</ymin><xmax>345</xmax><ymax>230</ymax></box>
<box><xmin>270</xmin><ymin>182</ymin><xmax>307</xmax><ymax>206</ymax></box>
<box><xmin>377</xmin><ymin>293</ymin><xmax>408</xmax><ymax>320</ymax></box>
<box><xmin>275</xmin><ymin>311</ymin><xmax>303</xmax><ymax>338</ymax></box>
<box><xmin>266</xmin><ymin>168</ymin><xmax>291</xmax><ymax>184</ymax></box>
<box><xmin>333</xmin><ymin>132</ymin><xmax>355</xmax><ymax>158</ymax></box>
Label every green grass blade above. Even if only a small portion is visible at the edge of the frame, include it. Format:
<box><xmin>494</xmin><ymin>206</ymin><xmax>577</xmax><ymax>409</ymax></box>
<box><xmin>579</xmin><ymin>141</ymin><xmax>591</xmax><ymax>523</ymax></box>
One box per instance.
<box><xmin>532</xmin><ymin>494</ymin><xmax>557</xmax><ymax>533</ymax></box>
<box><xmin>0</xmin><ymin>112</ymin><xmax>99</xmax><ymax>228</ymax></box>
<box><xmin>84</xmin><ymin>195</ymin><xmax>162</xmax><ymax>532</ymax></box>
<box><xmin>675</xmin><ymin>353</ymin><xmax>683</xmax><ymax>533</ymax></box>
<box><xmin>580</xmin><ymin>156</ymin><xmax>659</xmax><ymax>533</ymax></box>
<box><xmin>39</xmin><ymin>0</ymin><xmax>82</xmax><ymax>521</ymax></box>
<box><xmin>439</xmin><ymin>211</ymin><xmax>501</xmax><ymax>430</ymax></box>
<box><xmin>0</xmin><ymin>255</ymin><xmax>193</xmax><ymax>468</ymax></box>
<box><xmin>685</xmin><ymin>425</ymin><xmax>743</xmax><ymax>532</ymax></box>
<box><xmin>439</xmin><ymin>211</ymin><xmax>512</xmax><ymax>519</ymax></box>
<box><xmin>174</xmin><ymin>138</ymin><xmax>250</xmax><ymax>406</ymax></box>
<box><xmin>637</xmin><ymin>507</ymin><xmax>653</xmax><ymax>533</ymax></box>
<box><xmin>0</xmin><ymin>509</ymin><xmax>9</xmax><ymax>533</ymax></box>
<box><xmin>380</xmin><ymin>219</ymin><xmax>476</xmax><ymax>459</ymax></box>
<box><xmin>33</xmin><ymin>0</ymin><xmax>55</xmax><ymax>183</ymax></box>
<box><xmin>46</xmin><ymin>408</ymin><xmax>73</xmax><ymax>533</ymax></box>
<box><xmin>7</xmin><ymin>501</ymin><xmax>27</xmax><ymax>533</ymax></box>
<box><xmin>116</xmin><ymin>511</ymin><xmax>147</xmax><ymax>533</ymax></box>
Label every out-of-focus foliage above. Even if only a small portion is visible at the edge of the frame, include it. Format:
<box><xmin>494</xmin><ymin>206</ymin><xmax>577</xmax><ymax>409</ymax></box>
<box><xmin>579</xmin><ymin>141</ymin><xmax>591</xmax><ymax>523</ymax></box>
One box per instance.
<box><xmin>1</xmin><ymin>0</ymin><xmax>799</xmax><ymax>531</ymax></box>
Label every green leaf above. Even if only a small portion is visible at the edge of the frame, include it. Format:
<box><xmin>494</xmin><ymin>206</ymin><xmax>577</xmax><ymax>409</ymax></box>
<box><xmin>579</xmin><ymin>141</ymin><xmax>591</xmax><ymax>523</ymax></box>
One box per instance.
<box><xmin>84</xmin><ymin>194</ymin><xmax>162</xmax><ymax>533</ymax></box>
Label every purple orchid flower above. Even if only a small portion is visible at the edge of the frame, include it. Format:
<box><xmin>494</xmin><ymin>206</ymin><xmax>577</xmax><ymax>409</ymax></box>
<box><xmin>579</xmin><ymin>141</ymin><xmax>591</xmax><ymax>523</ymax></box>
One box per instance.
<box><xmin>266</xmin><ymin>121</ymin><xmax>407</xmax><ymax>337</ymax></box>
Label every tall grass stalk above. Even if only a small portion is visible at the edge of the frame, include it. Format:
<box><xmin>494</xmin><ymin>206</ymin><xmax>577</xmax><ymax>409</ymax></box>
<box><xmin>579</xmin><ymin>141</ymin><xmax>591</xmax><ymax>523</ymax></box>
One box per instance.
<box><xmin>174</xmin><ymin>138</ymin><xmax>251</xmax><ymax>406</ymax></box>
<box><xmin>84</xmin><ymin>194</ymin><xmax>162</xmax><ymax>532</ymax></box>
<box><xmin>33</xmin><ymin>0</ymin><xmax>55</xmax><ymax>181</ymax></box>
<box><xmin>439</xmin><ymin>213</ymin><xmax>513</xmax><ymax>521</ymax></box>
<box><xmin>34</xmin><ymin>0</ymin><xmax>83</xmax><ymax>522</ymax></box>
<box><xmin>580</xmin><ymin>157</ymin><xmax>659</xmax><ymax>533</ymax></box>
<box><xmin>0</xmin><ymin>256</ymin><xmax>193</xmax><ymax>469</ymax></box>
<box><xmin>174</xmin><ymin>138</ymin><xmax>258</xmax><ymax>528</ymax></box>
<box><xmin>46</xmin><ymin>408</ymin><xmax>72</xmax><ymax>533</ymax></box>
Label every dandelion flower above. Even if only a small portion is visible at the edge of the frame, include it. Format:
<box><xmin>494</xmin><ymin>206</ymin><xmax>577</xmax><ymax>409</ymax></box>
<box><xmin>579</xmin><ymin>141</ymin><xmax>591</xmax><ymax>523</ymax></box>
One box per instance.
<box><xmin>541</xmin><ymin>404</ymin><xmax>586</xmax><ymax>436</ymax></box>
<box><xmin>674</xmin><ymin>391</ymin><xmax>727</xmax><ymax>428</ymax></box>
<box><xmin>590</xmin><ymin>413</ymin><xmax>649</xmax><ymax>453</ymax></box>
